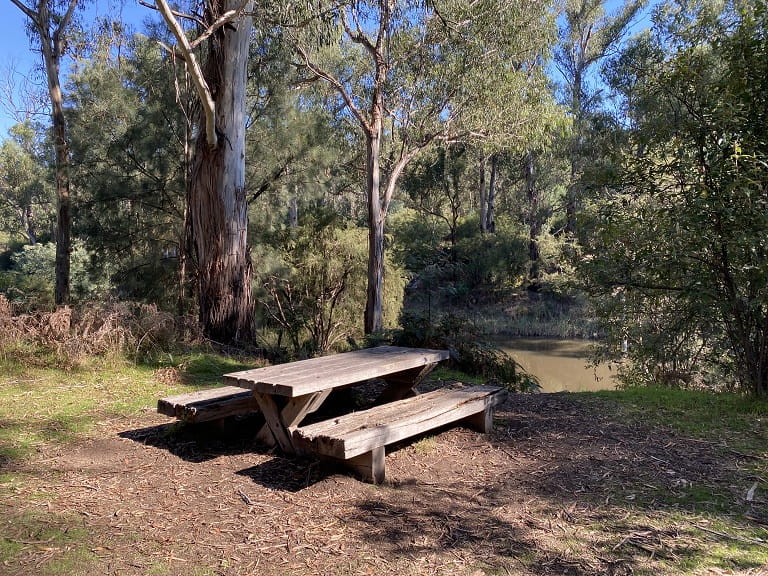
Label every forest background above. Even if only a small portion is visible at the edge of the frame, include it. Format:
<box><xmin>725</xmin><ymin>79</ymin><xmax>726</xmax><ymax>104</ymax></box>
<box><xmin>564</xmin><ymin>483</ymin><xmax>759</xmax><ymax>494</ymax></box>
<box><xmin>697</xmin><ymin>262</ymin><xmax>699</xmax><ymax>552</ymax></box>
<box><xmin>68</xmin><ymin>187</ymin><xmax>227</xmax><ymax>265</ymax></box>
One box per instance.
<box><xmin>1</xmin><ymin>0</ymin><xmax>767</xmax><ymax>398</ymax></box>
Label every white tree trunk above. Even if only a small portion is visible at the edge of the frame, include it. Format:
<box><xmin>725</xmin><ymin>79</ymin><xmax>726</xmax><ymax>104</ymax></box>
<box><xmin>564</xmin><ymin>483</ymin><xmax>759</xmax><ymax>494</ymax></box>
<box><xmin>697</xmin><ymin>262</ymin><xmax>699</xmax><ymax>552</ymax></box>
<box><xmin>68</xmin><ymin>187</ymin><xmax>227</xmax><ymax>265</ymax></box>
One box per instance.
<box><xmin>365</xmin><ymin>130</ymin><xmax>385</xmax><ymax>334</ymax></box>
<box><xmin>188</xmin><ymin>0</ymin><xmax>254</xmax><ymax>342</ymax></box>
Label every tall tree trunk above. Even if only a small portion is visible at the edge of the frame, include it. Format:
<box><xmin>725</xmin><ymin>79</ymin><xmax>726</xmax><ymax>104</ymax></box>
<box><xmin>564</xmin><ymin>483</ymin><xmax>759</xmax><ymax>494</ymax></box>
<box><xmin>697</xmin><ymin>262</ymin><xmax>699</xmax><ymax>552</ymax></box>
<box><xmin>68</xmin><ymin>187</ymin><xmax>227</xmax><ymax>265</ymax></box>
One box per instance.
<box><xmin>525</xmin><ymin>149</ymin><xmax>541</xmax><ymax>287</ymax></box>
<box><xmin>289</xmin><ymin>190</ymin><xmax>299</xmax><ymax>229</ymax></box>
<box><xmin>177</xmin><ymin>59</ymin><xmax>194</xmax><ymax>318</ymax></box>
<box><xmin>486</xmin><ymin>154</ymin><xmax>497</xmax><ymax>234</ymax></box>
<box><xmin>25</xmin><ymin>205</ymin><xmax>37</xmax><ymax>245</ymax></box>
<box><xmin>49</xmin><ymin>64</ymin><xmax>71</xmax><ymax>306</ymax></box>
<box><xmin>188</xmin><ymin>0</ymin><xmax>253</xmax><ymax>343</ymax></box>
<box><xmin>364</xmin><ymin>131</ymin><xmax>385</xmax><ymax>334</ymax></box>
<box><xmin>478</xmin><ymin>155</ymin><xmax>488</xmax><ymax>233</ymax></box>
<box><xmin>18</xmin><ymin>0</ymin><xmax>79</xmax><ymax>306</ymax></box>
<box><xmin>566</xmin><ymin>68</ymin><xmax>582</xmax><ymax>237</ymax></box>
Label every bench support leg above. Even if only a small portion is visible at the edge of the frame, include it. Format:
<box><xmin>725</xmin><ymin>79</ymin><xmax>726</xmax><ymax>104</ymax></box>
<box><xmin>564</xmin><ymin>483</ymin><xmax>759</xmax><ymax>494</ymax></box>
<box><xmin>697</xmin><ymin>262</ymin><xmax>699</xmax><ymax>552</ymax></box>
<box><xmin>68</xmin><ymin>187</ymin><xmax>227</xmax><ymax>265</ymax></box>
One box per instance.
<box><xmin>254</xmin><ymin>390</ymin><xmax>332</xmax><ymax>454</ymax></box>
<box><xmin>376</xmin><ymin>363</ymin><xmax>438</xmax><ymax>404</ymax></box>
<box><xmin>463</xmin><ymin>408</ymin><xmax>494</xmax><ymax>433</ymax></box>
<box><xmin>346</xmin><ymin>447</ymin><xmax>386</xmax><ymax>484</ymax></box>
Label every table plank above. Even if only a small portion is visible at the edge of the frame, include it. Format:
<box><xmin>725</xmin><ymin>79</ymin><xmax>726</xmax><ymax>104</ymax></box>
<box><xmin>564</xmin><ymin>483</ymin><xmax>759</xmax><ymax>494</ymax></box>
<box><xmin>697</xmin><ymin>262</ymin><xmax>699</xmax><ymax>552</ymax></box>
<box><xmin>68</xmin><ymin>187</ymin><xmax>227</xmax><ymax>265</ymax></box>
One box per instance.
<box><xmin>223</xmin><ymin>346</ymin><xmax>449</xmax><ymax>397</ymax></box>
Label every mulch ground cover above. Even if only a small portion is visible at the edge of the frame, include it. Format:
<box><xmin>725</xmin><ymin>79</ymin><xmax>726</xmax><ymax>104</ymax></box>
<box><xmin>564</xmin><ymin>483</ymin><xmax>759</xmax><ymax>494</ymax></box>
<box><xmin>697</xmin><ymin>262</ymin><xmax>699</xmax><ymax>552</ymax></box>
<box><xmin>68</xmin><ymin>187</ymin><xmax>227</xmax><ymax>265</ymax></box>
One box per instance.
<box><xmin>2</xmin><ymin>391</ymin><xmax>766</xmax><ymax>576</ymax></box>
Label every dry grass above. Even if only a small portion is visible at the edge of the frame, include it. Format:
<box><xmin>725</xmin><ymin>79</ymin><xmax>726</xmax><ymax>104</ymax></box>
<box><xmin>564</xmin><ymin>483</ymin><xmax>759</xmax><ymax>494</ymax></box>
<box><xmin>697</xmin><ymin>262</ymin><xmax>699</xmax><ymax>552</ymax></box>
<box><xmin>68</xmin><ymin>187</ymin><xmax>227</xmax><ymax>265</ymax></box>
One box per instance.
<box><xmin>0</xmin><ymin>295</ymin><xmax>188</xmax><ymax>367</ymax></box>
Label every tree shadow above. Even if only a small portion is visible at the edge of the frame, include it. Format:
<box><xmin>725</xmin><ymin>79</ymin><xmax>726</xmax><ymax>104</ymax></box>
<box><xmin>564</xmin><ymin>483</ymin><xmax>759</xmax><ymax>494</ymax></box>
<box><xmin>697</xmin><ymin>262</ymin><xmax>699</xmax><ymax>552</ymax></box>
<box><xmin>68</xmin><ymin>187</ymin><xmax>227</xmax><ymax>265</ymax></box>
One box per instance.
<box><xmin>342</xmin><ymin>392</ymin><xmax>765</xmax><ymax>574</ymax></box>
<box><xmin>236</xmin><ymin>456</ymin><xmax>333</xmax><ymax>492</ymax></box>
<box><xmin>118</xmin><ymin>413</ymin><xmax>268</xmax><ymax>463</ymax></box>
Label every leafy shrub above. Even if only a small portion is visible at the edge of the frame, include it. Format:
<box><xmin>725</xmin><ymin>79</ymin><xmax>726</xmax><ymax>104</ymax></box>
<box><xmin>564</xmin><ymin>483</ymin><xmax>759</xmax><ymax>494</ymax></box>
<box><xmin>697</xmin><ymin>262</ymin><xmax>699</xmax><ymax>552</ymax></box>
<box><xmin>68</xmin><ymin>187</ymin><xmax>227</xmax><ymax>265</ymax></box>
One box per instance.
<box><xmin>402</xmin><ymin>215</ymin><xmax>529</xmax><ymax>308</ymax></box>
<box><xmin>256</xmin><ymin>210</ymin><xmax>406</xmax><ymax>357</ymax></box>
<box><xmin>395</xmin><ymin>311</ymin><xmax>535</xmax><ymax>391</ymax></box>
<box><xmin>387</xmin><ymin>208</ymin><xmax>449</xmax><ymax>272</ymax></box>
<box><xmin>0</xmin><ymin>241</ymin><xmax>113</xmax><ymax>310</ymax></box>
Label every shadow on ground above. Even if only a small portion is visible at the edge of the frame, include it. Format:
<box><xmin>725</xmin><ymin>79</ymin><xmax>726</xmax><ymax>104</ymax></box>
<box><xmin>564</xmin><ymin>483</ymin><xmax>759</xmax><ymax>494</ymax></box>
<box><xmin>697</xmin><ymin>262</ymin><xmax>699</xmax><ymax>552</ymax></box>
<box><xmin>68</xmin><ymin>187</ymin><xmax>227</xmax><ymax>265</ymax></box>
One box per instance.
<box><xmin>119</xmin><ymin>413</ymin><xmax>269</xmax><ymax>463</ymax></box>
<box><xmin>342</xmin><ymin>393</ymin><xmax>767</xmax><ymax>575</ymax></box>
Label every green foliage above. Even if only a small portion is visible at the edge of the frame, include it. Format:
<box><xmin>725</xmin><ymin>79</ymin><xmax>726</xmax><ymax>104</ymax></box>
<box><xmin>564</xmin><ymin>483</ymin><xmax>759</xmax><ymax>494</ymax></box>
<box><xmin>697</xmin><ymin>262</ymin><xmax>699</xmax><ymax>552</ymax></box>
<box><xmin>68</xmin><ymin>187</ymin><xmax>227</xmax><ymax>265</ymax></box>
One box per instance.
<box><xmin>401</xmin><ymin>215</ymin><xmax>529</xmax><ymax>308</ymax></box>
<box><xmin>256</xmin><ymin>209</ymin><xmax>406</xmax><ymax>357</ymax></box>
<box><xmin>67</xmin><ymin>31</ymin><xmax>188</xmax><ymax>309</ymax></box>
<box><xmin>533</xmin><ymin>222</ymin><xmax>580</xmax><ymax>293</ymax></box>
<box><xmin>395</xmin><ymin>312</ymin><xmax>533</xmax><ymax>390</ymax></box>
<box><xmin>387</xmin><ymin>208</ymin><xmax>449</xmax><ymax>272</ymax></box>
<box><xmin>0</xmin><ymin>241</ymin><xmax>112</xmax><ymax>309</ymax></box>
<box><xmin>0</xmin><ymin>122</ymin><xmax>55</xmax><ymax>245</ymax></box>
<box><xmin>581</xmin><ymin>0</ymin><xmax>768</xmax><ymax>395</ymax></box>
<box><xmin>454</xmin><ymin>216</ymin><xmax>529</xmax><ymax>289</ymax></box>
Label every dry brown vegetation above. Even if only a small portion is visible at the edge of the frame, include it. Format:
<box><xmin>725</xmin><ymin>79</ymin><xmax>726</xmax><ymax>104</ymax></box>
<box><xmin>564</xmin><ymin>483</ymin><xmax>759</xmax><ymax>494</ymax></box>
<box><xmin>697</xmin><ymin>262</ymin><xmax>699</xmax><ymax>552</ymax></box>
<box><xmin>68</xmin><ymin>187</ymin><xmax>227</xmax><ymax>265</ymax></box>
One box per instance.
<box><xmin>0</xmin><ymin>295</ymin><xmax>184</xmax><ymax>365</ymax></box>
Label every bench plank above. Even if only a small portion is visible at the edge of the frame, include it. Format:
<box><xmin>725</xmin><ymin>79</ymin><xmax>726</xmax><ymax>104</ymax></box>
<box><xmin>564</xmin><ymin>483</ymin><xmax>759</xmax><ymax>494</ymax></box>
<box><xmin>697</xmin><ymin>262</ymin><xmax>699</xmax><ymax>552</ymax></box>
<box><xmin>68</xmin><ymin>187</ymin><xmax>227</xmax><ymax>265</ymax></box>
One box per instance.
<box><xmin>157</xmin><ymin>386</ymin><xmax>259</xmax><ymax>423</ymax></box>
<box><xmin>293</xmin><ymin>385</ymin><xmax>506</xmax><ymax>462</ymax></box>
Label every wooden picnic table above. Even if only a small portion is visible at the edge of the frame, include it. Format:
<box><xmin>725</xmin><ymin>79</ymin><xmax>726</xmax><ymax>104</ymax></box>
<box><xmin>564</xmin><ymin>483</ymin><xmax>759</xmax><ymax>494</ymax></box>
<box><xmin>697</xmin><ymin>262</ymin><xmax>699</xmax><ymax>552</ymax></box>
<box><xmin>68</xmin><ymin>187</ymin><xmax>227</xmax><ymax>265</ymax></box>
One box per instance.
<box><xmin>222</xmin><ymin>345</ymin><xmax>450</xmax><ymax>455</ymax></box>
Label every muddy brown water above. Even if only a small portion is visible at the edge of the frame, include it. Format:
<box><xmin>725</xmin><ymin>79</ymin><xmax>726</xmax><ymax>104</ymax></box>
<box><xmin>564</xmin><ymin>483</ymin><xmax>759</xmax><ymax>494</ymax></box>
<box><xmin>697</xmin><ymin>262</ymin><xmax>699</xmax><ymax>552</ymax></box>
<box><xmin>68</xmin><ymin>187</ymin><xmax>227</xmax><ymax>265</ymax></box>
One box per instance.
<box><xmin>495</xmin><ymin>338</ymin><xmax>618</xmax><ymax>392</ymax></box>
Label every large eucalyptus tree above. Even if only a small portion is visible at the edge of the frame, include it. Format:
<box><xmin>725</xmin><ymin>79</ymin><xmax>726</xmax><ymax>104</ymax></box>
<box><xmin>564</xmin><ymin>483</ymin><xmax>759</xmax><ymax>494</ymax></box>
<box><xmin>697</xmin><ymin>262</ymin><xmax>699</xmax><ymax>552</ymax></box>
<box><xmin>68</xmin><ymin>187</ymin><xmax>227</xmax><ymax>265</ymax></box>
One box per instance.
<box><xmin>554</xmin><ymin>0</ymin><xmax>645</xmax><ymax>236</ymax></box>
<box><xmin>149</xmin><ymin>0</ymin><xmax>255</xmax><ymax>342</ymax></box>
<box><xmin>272</xmin><ymin>0</ymin><xmax>559</xmax><ymax>333</ymax></box>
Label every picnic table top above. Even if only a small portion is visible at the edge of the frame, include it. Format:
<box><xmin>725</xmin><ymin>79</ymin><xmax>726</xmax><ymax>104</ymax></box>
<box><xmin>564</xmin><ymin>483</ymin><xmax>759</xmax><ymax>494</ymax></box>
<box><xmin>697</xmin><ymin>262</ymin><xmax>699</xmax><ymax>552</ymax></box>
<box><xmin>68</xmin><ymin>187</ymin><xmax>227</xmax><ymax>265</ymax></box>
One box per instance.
<box><xmin>222</xmin><ymin>345</ymin><xmax>449</xmax><ymax>398</ymax></box>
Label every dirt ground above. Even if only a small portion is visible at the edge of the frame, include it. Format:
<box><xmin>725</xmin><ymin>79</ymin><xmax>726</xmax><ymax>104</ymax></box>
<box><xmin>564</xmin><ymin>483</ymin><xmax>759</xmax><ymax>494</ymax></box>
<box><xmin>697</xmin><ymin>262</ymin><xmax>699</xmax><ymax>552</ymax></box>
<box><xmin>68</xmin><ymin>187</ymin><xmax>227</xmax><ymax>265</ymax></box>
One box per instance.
<box><xmin>3</xmin><ymin>390</ymin><xmax>767</xmax><ymax>576</ymax></box>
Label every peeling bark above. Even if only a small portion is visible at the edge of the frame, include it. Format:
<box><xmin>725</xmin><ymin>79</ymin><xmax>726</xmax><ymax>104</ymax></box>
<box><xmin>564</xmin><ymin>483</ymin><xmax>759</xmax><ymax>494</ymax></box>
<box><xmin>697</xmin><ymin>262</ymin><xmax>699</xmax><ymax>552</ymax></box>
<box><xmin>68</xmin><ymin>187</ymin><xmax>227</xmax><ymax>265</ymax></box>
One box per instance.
<box><xmin>187</xmin><ymin>0</ymin><xmax>254</xmax><ymax>342</ymax></box>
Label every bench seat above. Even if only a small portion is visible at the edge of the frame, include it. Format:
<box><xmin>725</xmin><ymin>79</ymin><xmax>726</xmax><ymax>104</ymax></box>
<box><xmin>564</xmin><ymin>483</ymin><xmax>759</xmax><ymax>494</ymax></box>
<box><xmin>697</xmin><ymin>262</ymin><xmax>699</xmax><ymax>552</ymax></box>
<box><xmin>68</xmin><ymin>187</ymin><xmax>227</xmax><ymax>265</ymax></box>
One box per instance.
<box><xmin>157</xmin><ymin>386</ymin><xmax>260</xmax><ymax>423</ymax></box>
<box><xmin>293</xmin><ymin>384</ymin><xmax>507</xmax><ymax>483</ymax></box>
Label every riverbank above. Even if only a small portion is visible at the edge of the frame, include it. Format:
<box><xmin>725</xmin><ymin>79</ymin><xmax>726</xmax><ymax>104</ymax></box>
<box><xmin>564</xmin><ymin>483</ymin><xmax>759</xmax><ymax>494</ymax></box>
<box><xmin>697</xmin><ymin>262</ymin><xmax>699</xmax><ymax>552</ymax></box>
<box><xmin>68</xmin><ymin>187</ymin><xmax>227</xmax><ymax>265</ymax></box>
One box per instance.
<box><xmin>415</xmin><ymin>290</ymin><xmax>597</xmax><ymax>340</ymax></box>
<box><xmin>1</xmin><ymin>358</ymin><xmax>766</xmax><ymax>575</ymax></box>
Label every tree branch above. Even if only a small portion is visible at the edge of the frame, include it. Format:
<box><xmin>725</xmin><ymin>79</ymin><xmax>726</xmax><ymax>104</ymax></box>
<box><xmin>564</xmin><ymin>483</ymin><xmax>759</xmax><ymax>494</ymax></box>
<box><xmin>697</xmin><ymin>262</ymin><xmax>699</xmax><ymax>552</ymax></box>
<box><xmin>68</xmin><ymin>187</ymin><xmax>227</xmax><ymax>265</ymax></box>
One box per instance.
<box><xmin>137</xmin><ymin>0</ymin><xmax>206</xmax><ymax>28</ymax></box>
<box><xmin>382</xmin><ymin>133</ymin><xmax>438</xmax><ymax>219</ymax></box>
<box><xmin>153</xmin><ymin>0</ymin><xmax>217</xmax><ymax>147</ymax></box>
<box><xmin>293</xmin><ymin>40</ymin><xmax>372</xmax><ymax>133</ymax></box>
<box><xmin>341</xmin><ymin>8</ymin><xmax>376</xmax><ymax>57</ymax></box>
<box><xmin>8</xmin><ymin>0</ymin><xmax>38</xmax><ymax>25</ymax></box>
<box><xmin>189</xmin><ymin>0</ymin><xmax>251</xmax><ymax>50</ymax></box>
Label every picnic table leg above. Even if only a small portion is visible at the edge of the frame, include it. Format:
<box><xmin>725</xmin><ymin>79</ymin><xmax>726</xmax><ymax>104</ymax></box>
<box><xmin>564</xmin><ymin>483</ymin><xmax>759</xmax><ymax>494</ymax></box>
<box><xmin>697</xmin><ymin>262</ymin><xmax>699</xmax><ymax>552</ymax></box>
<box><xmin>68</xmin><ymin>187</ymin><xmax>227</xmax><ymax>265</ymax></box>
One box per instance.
<box><xmin>346</xmin><ymin>447</ymin><xmax>386</xmax><ymax>484</ymax></box>
<box><xmin>375</xmin><ymin>363</ymin><xmax>438</xmax><ymax>404</ymax></box>
<box><xmin>253</xmin><ymin>390</ymin><xmax>332</xmax><ymax>454</ymax></box>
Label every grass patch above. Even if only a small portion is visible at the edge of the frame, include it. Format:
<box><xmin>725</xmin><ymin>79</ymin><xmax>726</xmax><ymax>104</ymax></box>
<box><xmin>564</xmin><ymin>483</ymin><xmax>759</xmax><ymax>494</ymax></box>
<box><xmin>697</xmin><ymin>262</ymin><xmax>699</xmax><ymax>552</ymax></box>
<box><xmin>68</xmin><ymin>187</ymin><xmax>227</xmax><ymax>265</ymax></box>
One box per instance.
<box><xmin>412</xmin><ymin>436</ymin><xmax>438</xmax><ymax>455</ymax></box>
<box><xmin>576</xmin><ymin>387</ymin><xmax>768</xmax><ymax>573</ymax></box>
<box><xmin>0</xmin><ymin>350</ymin><xmax>263</xmax><ymax>470</ymax></box>
<box><xmin>585</xmin><ymin>386</ymin><xmax>768</xmax><ymax>454</ymax></box>
<box><xmin>431</xmin><ymin>367</ymin><xmax>486</xmax><ymax>385</ymax></box>
<box><xmin>0</xmin><ymin>510</ymin><xmax>97</xmax><ymax>575</ymax></box>
<box><xmin>163</xmin><ymin>351</ymin><xmax>258</xmax><ymax>386</ymax></box>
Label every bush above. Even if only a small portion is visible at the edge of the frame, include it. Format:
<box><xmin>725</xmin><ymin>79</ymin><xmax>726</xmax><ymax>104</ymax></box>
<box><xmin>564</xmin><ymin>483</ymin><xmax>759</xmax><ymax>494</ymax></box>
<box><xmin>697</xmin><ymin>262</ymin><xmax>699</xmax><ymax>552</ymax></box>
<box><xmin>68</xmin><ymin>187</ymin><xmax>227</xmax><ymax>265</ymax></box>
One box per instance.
<box><xmin>402</xmin><ymin>215</ymin><xmax>529</xmax><ymax>308</ymax></box>
<box><xmin>0</xmin><ymin>295</ymin><xmax>178</xmax><ymax>367</ymax></box>
<box><xmin>0</xmin><ymin>241</ymin><xmax>113</xmax><ymax>310</ymax></box>
<box><xmin>395</xmin><ymin>311</ymin><xmax>535</xmax><ymax>391</ymax></box>
<box><xmin>255</xmin><ymin>210</ymin><xmax>406</xmax><ymax>357</ymax></box>
<box><xmin>453</xmin><ymin>230</ymin><xmax>528</xmax><ymax>289</ymax></box>
<box><xmin>387</xmin><ymin>208</ymin><xmax>449</xmax><ymax>272</ymax></box>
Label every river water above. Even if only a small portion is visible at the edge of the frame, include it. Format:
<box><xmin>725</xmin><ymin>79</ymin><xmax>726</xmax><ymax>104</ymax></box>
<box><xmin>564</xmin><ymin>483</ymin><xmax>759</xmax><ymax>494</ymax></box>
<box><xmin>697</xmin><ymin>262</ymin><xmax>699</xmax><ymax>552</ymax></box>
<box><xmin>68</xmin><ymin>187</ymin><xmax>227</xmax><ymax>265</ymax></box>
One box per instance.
<box><xmin>494</xmin><ymin>339</ymin><xmax>617</xmax><ymax>393</ymax></box>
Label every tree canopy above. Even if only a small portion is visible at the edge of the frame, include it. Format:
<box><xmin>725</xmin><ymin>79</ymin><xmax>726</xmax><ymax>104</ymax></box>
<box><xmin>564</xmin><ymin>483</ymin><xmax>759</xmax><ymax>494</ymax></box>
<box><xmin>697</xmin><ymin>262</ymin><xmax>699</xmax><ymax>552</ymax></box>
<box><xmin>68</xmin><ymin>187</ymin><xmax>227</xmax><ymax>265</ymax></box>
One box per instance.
<box><xmin>2</xmin><ymin>0</ymin><xmax>768</xmax><ymax>395</ymax></box>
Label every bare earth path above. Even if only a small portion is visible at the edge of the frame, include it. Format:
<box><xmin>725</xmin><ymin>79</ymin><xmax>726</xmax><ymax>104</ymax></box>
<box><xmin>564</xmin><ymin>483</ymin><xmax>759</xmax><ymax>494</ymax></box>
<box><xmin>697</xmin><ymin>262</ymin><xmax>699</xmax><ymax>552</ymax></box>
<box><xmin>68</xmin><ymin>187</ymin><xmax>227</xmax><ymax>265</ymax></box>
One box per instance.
<box><xmin>3</xmin><ymin>392</ymin><xmax>766</xmax><ymax>576</ymax></box>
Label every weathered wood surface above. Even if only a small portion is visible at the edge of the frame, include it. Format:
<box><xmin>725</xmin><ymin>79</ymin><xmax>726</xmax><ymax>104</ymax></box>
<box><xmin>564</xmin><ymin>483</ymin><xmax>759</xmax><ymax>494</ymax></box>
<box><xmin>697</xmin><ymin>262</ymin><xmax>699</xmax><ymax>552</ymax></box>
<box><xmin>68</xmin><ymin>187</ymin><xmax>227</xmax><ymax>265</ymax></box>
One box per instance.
<box><xmin>157</xmin><ymin>386</ymin><xmax>259</xmax><ymax>423</ymax></box>
<box><xmin>223</xmin><ymin>346</ymin><xmax>450</xmax><ymax>397</ymax></box>
<box><xmin>293</xmin><ymin>385</ymin><xmax>507</xmax><ymax>461</ymax></box>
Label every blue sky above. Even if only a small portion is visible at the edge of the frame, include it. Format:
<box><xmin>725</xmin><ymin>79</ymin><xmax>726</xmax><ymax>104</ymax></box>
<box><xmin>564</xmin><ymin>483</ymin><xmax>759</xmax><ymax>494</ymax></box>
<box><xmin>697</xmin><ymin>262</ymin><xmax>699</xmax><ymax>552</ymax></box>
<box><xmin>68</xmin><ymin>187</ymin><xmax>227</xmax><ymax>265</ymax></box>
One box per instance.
<box><xmin>0</xmin><ymin>0</ymin><xmax>655</xmax><ymax>138</ymax></box>
<box><xmin>0</xmin><ymin>0</ymin><xmax>151</xmax><ymax>135</ymax></box>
